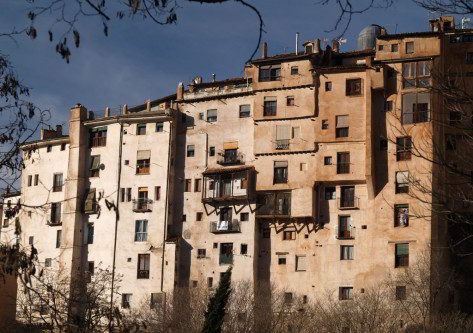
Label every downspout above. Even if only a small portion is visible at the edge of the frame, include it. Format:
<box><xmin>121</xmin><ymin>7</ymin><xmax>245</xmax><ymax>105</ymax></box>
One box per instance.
<box><xmin>161</xmin><ymin>117</ymin><xmax>173</xmax><ymax>292</ymax></box>
<box><xmin>109</xmin><ymin>121</ymin><xmax>124</xmax><ymax>331</ymax></box>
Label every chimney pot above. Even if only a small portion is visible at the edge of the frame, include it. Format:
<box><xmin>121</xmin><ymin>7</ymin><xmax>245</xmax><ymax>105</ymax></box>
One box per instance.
<box><xmin>260</xmin><ymin>42</ymin><xmax>268</xmax><ymax>59</ymax></box>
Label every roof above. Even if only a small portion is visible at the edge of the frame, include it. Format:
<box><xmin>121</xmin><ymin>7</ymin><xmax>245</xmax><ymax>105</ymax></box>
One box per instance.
<box><xmin>377</xmin><ymin>31</ymin><xmax>441</xmax><ymax>40</ymax></box>
<box><xmin>1</xmin><ymin>191</ymin><xmax>21</xmax><ymax>199</ymax></box>
<box><xmin>203</xmin><ymin>165</ymin><xmax>254</xmax><ymax>175</ymax></box>
<box><xmin>20</xmin><ymin>135</ymin><xmax>69</xmax><ymax>149</ymax></box>
<box><xmin>251</xmin><ymin>52</ymin><xmax>312</xmax><ymax>64</ymax></box>
<box><xmin>190</xmin><ymin>77</ymin><xmax>250</xmax><ymax>89</ymax></box>
<box><xmin>128</xmin><ymin>93</ymin><xmax>177</xmax><ymax>113</ymax></box>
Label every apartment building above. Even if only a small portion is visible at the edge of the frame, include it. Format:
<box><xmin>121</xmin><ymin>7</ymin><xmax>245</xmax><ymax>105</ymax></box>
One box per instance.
<box><xmin>2</xmin><ymin>15</ymin><xmax>473</xmax><ymax>319</ymax></box>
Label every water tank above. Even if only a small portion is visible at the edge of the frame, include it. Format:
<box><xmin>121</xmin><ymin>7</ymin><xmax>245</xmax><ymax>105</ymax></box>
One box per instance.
<box><xmin>356</xmin><ymin>25</ymin><xmax>384</xmax><ymax>51</ymax></box>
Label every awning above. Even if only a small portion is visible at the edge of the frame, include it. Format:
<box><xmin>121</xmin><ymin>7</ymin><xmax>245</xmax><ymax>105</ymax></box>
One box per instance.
<box><xmin>223</xmin><ymin>141</ymin><xmax>239</xmax><ymax>150</ymax></box>
<box><xmin>203</xmin><ymin>165</ymin><xmax>253</xmax><ymax>176</ymax></box>
<box><xmin>137</xmin><ymin>150</ymin><xmax>151</xmax><ymax>160</ymax></box>
<box><xmin>139</xmin><ymin>187</ymin><xmax>148</xmax><ymax>192</ymax></box>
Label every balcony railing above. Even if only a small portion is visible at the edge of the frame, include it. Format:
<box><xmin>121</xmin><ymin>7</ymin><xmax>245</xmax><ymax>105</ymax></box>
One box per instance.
<box><xmin>275</xmin><ymin>139</ymin><xmax>289</xmax><ymax>150</ymax></box>
<box><xmin>137</xmin><ymin>270</ymin><xmax>150</xmax><ymax>279</ymax></box>
<box><xmin>337</xmin><ymin>163</ymin><xmax>350</xmax><ymax>174</ymax></box>
<box><xmin>337</xmin><ymin>227</ymin><xmax>355</xmax><ymax>240</ymax></box>
<box><xmin>210</xmin><ymin>221</ymin><xmax>241</xmax><ymax>233</ymax></box>
<box><xmin>90</xmin><ymin>136</ymin><xmax>107</xmax><ymax>147</ymax></box>
<box><xmin>337</xmin><ymin>197</ymin><xmax>360</xmax><ymax>210</ymax></box>
<box><xmin>217</xmin><ymin>151</ymin><xmax>244</xmax><ymax>166</ymax></box>
<box><xmin>219</xmin><ymin>254</ymin><xmax>233</xmax><ymax>265</ymax></box>
<box><xmin>132</xmin><ymin>199</ymin><xmax>153</xmax><ymax>212</ymax></box>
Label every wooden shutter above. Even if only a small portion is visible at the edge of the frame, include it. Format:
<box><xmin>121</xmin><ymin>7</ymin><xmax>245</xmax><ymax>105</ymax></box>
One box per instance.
<box><xmin>276</xmin><ymin>125</ymin><xmax>290</xmax><ymax>140</ymax></box>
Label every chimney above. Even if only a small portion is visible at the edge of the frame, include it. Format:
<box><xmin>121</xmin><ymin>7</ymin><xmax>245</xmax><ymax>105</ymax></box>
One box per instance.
<box><xmin>123</xmin><ymin>104</ymin><xmax>128</xmax><ymax>115</ymax></box>
<box><xmin>56</xmin><ymin>125</ymin><xmax>62</xmax><ymax>137</ymax></box>
<box><xmin>260</xmin><ymin>42</ymin><xmax>268</xmax><ymax>59</ymax></box>
<box><xmin>177</xmin><ymin>82</ymin><xmax>184</xmax><ymax>100</ymax></box>
<box><xmin>212</xmin><ymin>74</ymin><xmax>216</xmax><ymax>82</ymax></box>
<box><xmin>104</xmin><ymin>107</ymin><xmax>110</xmax><ymax>117</ymax></box>
<box><xmin>296</xmin><ymin>32</ymin><xmax>300</xmax><ymax>55</ymax></box>
<box><xmin>315</xmin><ymin>39</ymin><xmax>321</xmax><ymax>53</ymax></box>
<box><xmin>331</xmin><ymin>39</ymin><xmax>340</xmax><ymax>53</ymax></box>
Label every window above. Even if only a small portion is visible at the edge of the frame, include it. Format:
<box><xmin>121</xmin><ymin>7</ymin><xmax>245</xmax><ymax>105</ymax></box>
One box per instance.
<box><xmin>264</xmin><ymin>97</ymin><xmax>277</xmax><ymax>116</ymax></box>
<box><xmin>295</xmin><ymin>255</ymin><xmax>306</xmax><ymax>271</ymax></box>
<box><xmin>325</xmin><ymin>187</ymin><xmax>336</xmax><ymax>200</ymax></box>
<box><xmin>322</xmin><ymin>119</ymin><xmax>328</xmax><ymax>130</ymax></box>
<box><xmin>405</xmin><ymin>41</ymin><xmax>414</xmax><ymax>53</ymax></box>
<box><xmin>29</xmin><ymin>236</ymin><xmax>34</xmax><ymax>245</ymax></box>
<box><xmin>51</xmin><ymin>202</ymin><xmax>61</xmax><ymax>224</ymax></box>
<box><xmin>396</xmin><ymin>171</ymin><xmax>409</xmax><ymax>194</ymax></box>
<box><xmin>137</xmin><ymin>123</ymin><xmax>147</xmax><ymax>135</ymax></box>
<box><xmin>223</xmin><ymin>148</ymin><xmax>238</xmax><ymax>163</ymax></box>
<box><xmin>325</xmin><ymin>81</ymin><xmax>332</xmax><ymax>91</ymax></box>
<box><xmin>276</xmin><ymin>124</ymin><xmax>290</xmax><ymax>149</ymax></box>
<box><xmin>185</xmin><ymin>179</ymin><xmax>191</xmax><ymax>192</ymax></box>
<box><xmin>403</xmin><ymin>61</ymin><xmax>431</xmax><ymax>88</ymax></box>
<box><xmin>336</xmin><ymin>115</ymin><xmax>349</xmax><ymax>138</ymax></box>
<box><xmin>137</xmin><ymin>254</ymin><xmax>150</xmax><ymax>278</ymax></box>
<box><xmin>346</xmin><ymin>78</ymin><xmax>362</xmax><ymax>96</ymax></box>
<box><xmin>150</xmin><ymin>293</ymin><xmax>164</xmax><ymax>309</ymax></box>
<box><xmin>135</xmin><ymin>220</ymin><xmax>148</xmax><ymax>242</ymax></box>
<box><xmin>207</xmin><ymin>277</ymin><xmax>213</xmax><ymax>288</ymax></box>
<box><xmin>240</xmin><ymin>212</ymin><xmax>249</xmax><ymax>221</ymax></box>
<box><xmin>380</xmin><ymin>139</ymin><xmax>388</xmax><ymax>151</ymax></box>
<box><xmin>340</xmin><ymin>245</ymin><xmax>354</xmax><ymax>260</ymax></box>
<box><xmin>45</xmin><ymin>258</ymin><xmax>52</xmax><ymax>267</ymax></box>
<box><xmin>213</xmin><ymin>242</ymin><xmax>218</xmax><ymax>249</ymax></box>
<box><xmin>194</xmin><ymin>179</ymin><xmax>201</xmax><ymax>192</ymax></box>
<box><xmin>262</xmin><ymin>228</ymin><xmax>270</xmax><ymax>238</ymax></box>
<box><xmin>209</xmin><ymin>146</ymin><xmax>215</xmax><ymax>157</ymax></box>
<box><xmin>338</xmin><ymin>216</ymin><xmax>352</xmax><ymax>239</ymax></box>
<box><xmin>154</xmin><ymin>186</ymin><xmax>161</xmax><ymax>201</ymax></box>
<box><xmin>467</xmin><ymin>52</ymin><xmax>473</xmax><ymax>64</ymax></box>
<box><xmin>136</xmin><ymin>150</ymin><xmax>150</xmax><ymax>174</ymax></box>
<box><xmin>384</xmin><ymin>100</ymin><xmax>393</xmax><ymax>111</ymax></box>
<box><xmin>340</xmin><ymin>186</ymin><xmax>355</xmax><ymax>208</ymax></box>
<box><xmin>239</xmin><ymin>105</ymin><xmax>251</xmax><ymax>118</ymax></box>
<box><xmin>89</xmin><ymin>155</ymin><xmax>101</xmax><ymax>177</ymax></box>
<box><xmin>56</xmin><ymin>230</ymin><xmax>62</xmax><ymax>248</ymax></box>
<box><xmin>391</xmin><ymin>43</ymin><xmax>399</xmax><ymax>52</ymax></box>
<box><xmin>300</xmin><ymin>162</ymin><xmax>307</xmax><ymax>171</ymax></box>
<box><xmin>446</xmin><ymin>134</ymin><xmax>457</xmax><ymax>150</ymax></box>
<box><xmin>61</xmin><ymin>143</ymin><xmax>66</xmax><ymax>151</ymax></box>
<box><xmin>396</xmin><ymin>137</ymin><xmax>412</xmax><ymax>161</ymax></box>
<box><xmin>28</xmin><ymin>175</ymin><xmax>32</xmax><ymax>187</ymax></box>
<box><xmin>395</xmin><ymin>243</ymin><xmax>409</xmax><ymax>267</ymax></box>
<box><xmin>88</xmin><ymin>261</ymin><xmax>95</xmax><ymax>275</ymax></box>
<box><xmin>156</xmin><ymin>122</ymin><xmax>164</xmax><ymax>132</ymax></box>
<box><xmin>47</xmin><ymin>145</ymin><xmax>52</xmax><ymax>153</ymax></box>
<box><xmin>207</xmin><ymin>109</ymin><xmax>217</xmax><ymax>122</ymax></box>
<box><xmin>51</xmin><ymin>174</ymin><xmax>63</xmax><ymax>192</ymax></box>
<box><xmin>449</xmin><ymin>111</ymin><xmax>462</xmax><ymax>125</ymax></box>
<box><xmin>219</xmin><ymin>243</ymin><xmax>233</xmax><ymax>265</ymax></box>
<box><xmin>283</xmin><ymin>230</ymin><xmax>296</xmax><ymax>240</ymax></box>
<box><xmin>122</xmin><ymin>294</ymin><xmax>132</xmax><ymax>309</ymax></box>
<box><xmin>89</xmin><ymin>127</ymin><xmax>107</xmax><ymax>147</ymax></box>
<box><xmin>196</xmin><ymin>212</ymin><xmax>203</xmax><ymax>221</ymax></box>
<box><xmin>126</xmin><ymin>188</ymin><xmax>132</xmax><ymax>202</ymax></box>
<box><xmin>284</xmin><ymin>292</ymin><xmax>293</xmax><ymax>304</ymax></box>
<box><xmin>286</xmin><ymin>96</ymin><xmax>295</xmax><ymax>106</ymax></box>
<box><xmin>240</xmin><ymin>244</ymin><xmax>248</xmax><ymax>255</ymax></box>
<box><xmin>337</xmin><ymin>152</ymin><xmax>350</xmax><ymax>174</ymax></box>
<box><xmin>87</xmin><ymin>223</ymin><xmax>94</xmax><ymax>244</ymax></box>
<box><xmin>274</xmin><ymin>161</ymin><xmax>288</xmax><ymax>184</ymax></box>
<box><xmin>34</xmin><ymin>174</ymin><xmax>39</xmax><ymax>186</ymax></box>
<box><xmin>259</xmin><ymin>65</ymin><xmax>280</xmax><ymax>81</ymax></box>
<box><xmin>291</xmin><ymin>66</ymin><xmax>298</xmax><ymax>75</ymax></box>
<box><xmin>394</xmin><ymin>204</ymin><xmax>409</xmax><ymax>227</ymax></box>
<box><xmin>197</xmin><ymin>249</ymin><xmax>206</xmax><ymax>258</ymax></box>
<box><xmin>182</xmin><ymin>214</ymin><xmax>186</xmax><ymax>222</ymax></box>
<box><xmin>187</xmin><ymin>145</ymin><xmax>195</xmax><ymax>157</ymax></box>
<box><xmin>339</xmin><ymin>287</ymin><xmax>353</xmax><ymax>300</ymax></box>
<box><xmin>396</xmin><ymin>286</ymin><xmax>407</xmax><ymax>300</ymax></box>
<box><xmin>199</xmin><ymin>112</ymin><xmax>204</xmax><ymax>120</ymax></box>
<box><xmin>278</xmin><ymin>255</ymin><xmax>286</xmax><ymax>265</ymax></box>
<box><xmin>84</xmin><ymin>188</ymin><xmax>97</xmax><ymax>213</ymax></box>
<box><xmin>292</xmin><ymin>127</ymin><xmax>300</xmax><ymax>139</ymax></box>
<box><xmin>378</xmin><ymin>44</ymin><xmax>384</xmax><ymax>51</ymax></box>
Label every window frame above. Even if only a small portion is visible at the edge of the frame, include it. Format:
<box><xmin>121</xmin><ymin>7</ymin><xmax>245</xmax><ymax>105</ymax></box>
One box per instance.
<box><xmin>156</xmin><ymin>122</ymin><xmax>164</xmax><ymax>132</ymax></box>
<box><xmin>339</xmin><ymin>287</ymin><xmax>353</xmax><ymax>300</ymax></box>
<box><xmin>137</xmin><ymin>253</ymin><xmax>151</xmax><ymax>279</ymax></box>
<box><xmin>135</xmin><ymin>220</ymin><xmax>148</xmax><ymax>242</ymax></box>
<box><xmin>340</xmin><ymin>245</ymin><xmax>354</xmax><ymax>260</ymax></box>
<box><xmin>273</xmin><ymin>161</ymin><xmax>288</xmax><ymax>184</ymax></box>
<box><xmin>394</xmin><ymin>204</ymin><xmax>409</xmax><ymax>227</ymax></box>
<box><xmin>346</xmin><ymin>78</ymin><xmax>362</xmax><ymax>96</ymax></box>
<box><xmin>239</xmin><ymin>104</ymin><xmax>251</xmax><ymax>118</ymax></box>
<box><xmin>207</xmin><ymin>109</ymin><xmax>218</xmax><ymax>122</ymax></box>
<box><xmin>136</xmin><ymin>123</ymin><xmax>147</xmax><ymax>135</ymax></box>
<box><xmin>264</xmin><ymin>98</ymin><xmax>277</xmax><ymax>116</ymax></box>
<box><xmin>405</xmin><ymin>41</ymin><xmax>414</xmax><ymax>54</ymax></box>
<box><xmin>395</xmin><ymin>243</ymin><xmax>409</xmax><ymax>268</ymax></box>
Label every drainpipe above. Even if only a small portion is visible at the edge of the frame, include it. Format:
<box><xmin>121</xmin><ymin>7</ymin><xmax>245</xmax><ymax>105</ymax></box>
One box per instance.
<box><xmin>109</xmin><ymin>121</ymin><xmax>124</xmax><ymax>331</ymax></box>
<box><xmin>161</xmin><ymin>118</ymin><xmax>174</xmax><ymax>292</ymax></box>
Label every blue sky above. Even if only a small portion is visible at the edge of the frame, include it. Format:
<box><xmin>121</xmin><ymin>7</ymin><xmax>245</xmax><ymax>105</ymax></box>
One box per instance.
<box><xmin>0</xmin><ymin>1</ymin><xmax>449</xmax><ymax>134</ymax></box>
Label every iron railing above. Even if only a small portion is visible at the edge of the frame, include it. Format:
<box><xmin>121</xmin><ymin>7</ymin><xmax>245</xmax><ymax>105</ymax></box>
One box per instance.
<box><xmin>133</xmin><ymin>199</ymin><xmax>153</xmax><ymax>212</ymax></box>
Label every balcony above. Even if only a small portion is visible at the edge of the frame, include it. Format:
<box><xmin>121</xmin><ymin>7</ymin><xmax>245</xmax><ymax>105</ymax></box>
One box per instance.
<box><xmin>337</xmin><ymin>197</ymin><xmax>360</xmax><ymax>210</ymax></box>
<box><xmin>337</xmin><ymin>227</ymin><xmax>355</xmax><ymax>240</ymax></box>
<box><xmin>217</xmin><ymin>149</ymin><xmax>243</xmax><ymax>166</ymax></box>
<box><xmin>275</xmin><ymin>139</ymin><xmax>289</xmax><ymax>150</ymax></box>
<box><xmin>133</xmin><ymin>199</ymin><xmax>153</xmax><ymax>212</ymax></box>
<box><xmin>210</xmin><ymin>221</ymin><xmax>241</xmax><ymax>233</ymax></box>
<box><xmin>90</xmin><ymin>136</ymin><xmax>107</xmax><ymax>148</ymax></box>
<box><xmin>256</xmin><ymin>191</ymin><xmax>291</xmax><ymax>217</ymax></box>
<box><xmin>219</xmin><ymin>254</ymin><xmax>233</xmax><ymax>265</ymax></box>
<box><xmin>203</xmin><ymin>166</ymin><xmax>253</xmax><ymax>203</ymax></box>
<box><xmin>137</xmin><ymin>270</ymin><xmax>150</xmax><ymax>279</ymax></box>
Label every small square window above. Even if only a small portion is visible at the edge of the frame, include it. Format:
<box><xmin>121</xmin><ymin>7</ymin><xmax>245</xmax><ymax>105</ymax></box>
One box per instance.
<box><xmin>182</xmin><ymin>215</ymin><xmax>186</xmax><ymax>222</ymax></box>
<box><xmin>324</xmin><ymin>156</ymin><xmax>332</xmax><ymax>165</ymax></box>
<box><xmin>405</xmin><ymin>42</ymin><xmax>414</xmax><ymax>54</ymax></box>
<box><xmin>156</xmin><ymin>122</ymin><xmax>164</xmax><ymax>132</ymax></box>
<box><xmin>199</xmin><ymin>112</ymin><xmax>204</xmax><ymax>120</ymax></box>
<box><xmin>346</xmin><ymin>78</ymin><xmax>362</xmax><ymax>96</ymax></box>
<box><xmin>396</xmin><ymin>286</ymin><xmax>407</xmax><ymax>300</ymax></box>
<box><xmin>291</xmin><ymin>66</ymin><xmax>298</xmax><ymax>75</ymax></box>
<box><xmin>325</xmin><ymin>82</ymin><xmax>332</xmax><ymax>91</ymax></box>
<box><xmin>322</xmin><ymin>120</ymin><xmax>328</xmax><ymax>130</ymax></box>
<box><xmin>29</xmin><ymin>236</ymin><xmax>34</xmax><ymax>245</ymax></box>
<box><xmin>340</xmin><ymin>245</ymin><xmax>354</xmax><ymax>260</ymax></box>
<box><xmin>239</xmin><ymin>105</ymin><xmax>251</xmax><ymax>118</ymax></box>
<box><xmin>283</xmin><ymin>230</ymin><xmax>296</xmax><ymax>240</ymax></box>
<box><xmin>278</xmin><ymin>256</ymin><xmax>286</xmax><ymax>265</ymax></box>
<box><xmin>209</xmin><ymin>147</ymin><xmax>215</xmax><ymax>157</ymax></box>
<box><xmin>284</xmin><ymin>292</ymin><xmax>293</xmax><ymax>304</ymax></box>
<box><xmin>392</xmin><ymin>44</ymin><xmax>399</xmax><ymax>52</ymax></box>
<box><xmin>240</xmin><ymin>244</ymin><xmax>248</xmax><ymax>255</ymax></box>
<box><xmin>240</xmin><ymin>212</ymin><xmax>249</xmax><ymax>221</ymax></box>
<box><xmin>137</xmin><ymin>124</ymin><xmax>147</xmax><ymax>135</ymax></box>
<box><xmin>196</xmin><ymin>212</ymin><xmax>203</xmax><ymax>221</ymax></box>
<box><xmin>325</xmin><ymin>187</ymin><xmax>336</xmax><ymax>200</ymax></box>
<box><xmin>124</xmin><ymin>160</ymin><xmax>129</xmax><ymax>165</ymax></box>
<box><xmin>339</xmin><ymin>287</ymin><xmax>353</xmax><ymax>300</ymax></box>
<box><xmin>207</xmin><ymin>109</ymin><xmax>217</xmax><ymax>122</ymax></box>
<box><xmin>262</xmin><ymin>228</ymin><xmax>270</xmax><ymax>238</ymax></box>
<box><xmin>287</xmin><ymin>96</ymin><xmax>295</xmax><ymax>106</ymax></box>
<box><xmin>47</xmin><ymin>145</ymin><xmax>52</xmax><ymax>153</ymax></box>
<box><xmin>300</xmin><ymin>162</ymin><xmax>307</xmax><ymax>171</ymax></box>
<box><xmin>187</xmin><ymin>145</ymin><xmax>195</xmax><ymax>157</ymax></box>
<box><xmin>45</xmin><ymin>258</ymin><xmax>52</xmax><ymax>267</ymax></box>
<box><xmin>378</xmin><ymin>44</ymin><xmax>384</xmax><ymax>51</ymax></box>
<box><xmin>213</xmin><ymin>242</ymin><xmax>218</xmax><ymax>249</ymax></box>
<box><xmin>197</xmin><ymin>249</ymin><xmax>206</xmax><ymax>258</ymax></box>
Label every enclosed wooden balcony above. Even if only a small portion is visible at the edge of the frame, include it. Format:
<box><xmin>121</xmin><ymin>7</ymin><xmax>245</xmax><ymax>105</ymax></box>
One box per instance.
<box><xmin>202</xmin><ymin>166</ymin><xmax>254</xmax><ymax>203</ymax></box>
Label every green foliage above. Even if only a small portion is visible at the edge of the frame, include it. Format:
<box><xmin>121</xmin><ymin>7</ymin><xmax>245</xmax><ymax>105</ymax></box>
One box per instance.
<box><xmin>202</xmin><ymin>266</ymin><xmax>232</xmax><ymax>333</ymax></box>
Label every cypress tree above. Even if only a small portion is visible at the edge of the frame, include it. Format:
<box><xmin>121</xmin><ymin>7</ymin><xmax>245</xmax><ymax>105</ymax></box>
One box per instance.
<box><xmin>201</xmin><ymin>266</ymin><xmax>232</xmax><ymax>333</ymax></box>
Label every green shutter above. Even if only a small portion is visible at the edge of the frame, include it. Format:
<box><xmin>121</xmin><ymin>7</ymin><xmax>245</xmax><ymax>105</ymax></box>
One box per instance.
<box><xmin>396</xmin><ymin>243</ymin><xmax>409</xmax><ymax>255</ymax></box>
<box><xmin>85</xmin><ymin>189</ymin><xmax>96</xmax><ymax>212</ymax></box>
<box><xmin>90</xmin><ymin>156</ymin><xmax>101</xmax><ymax>170</ymax></box>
